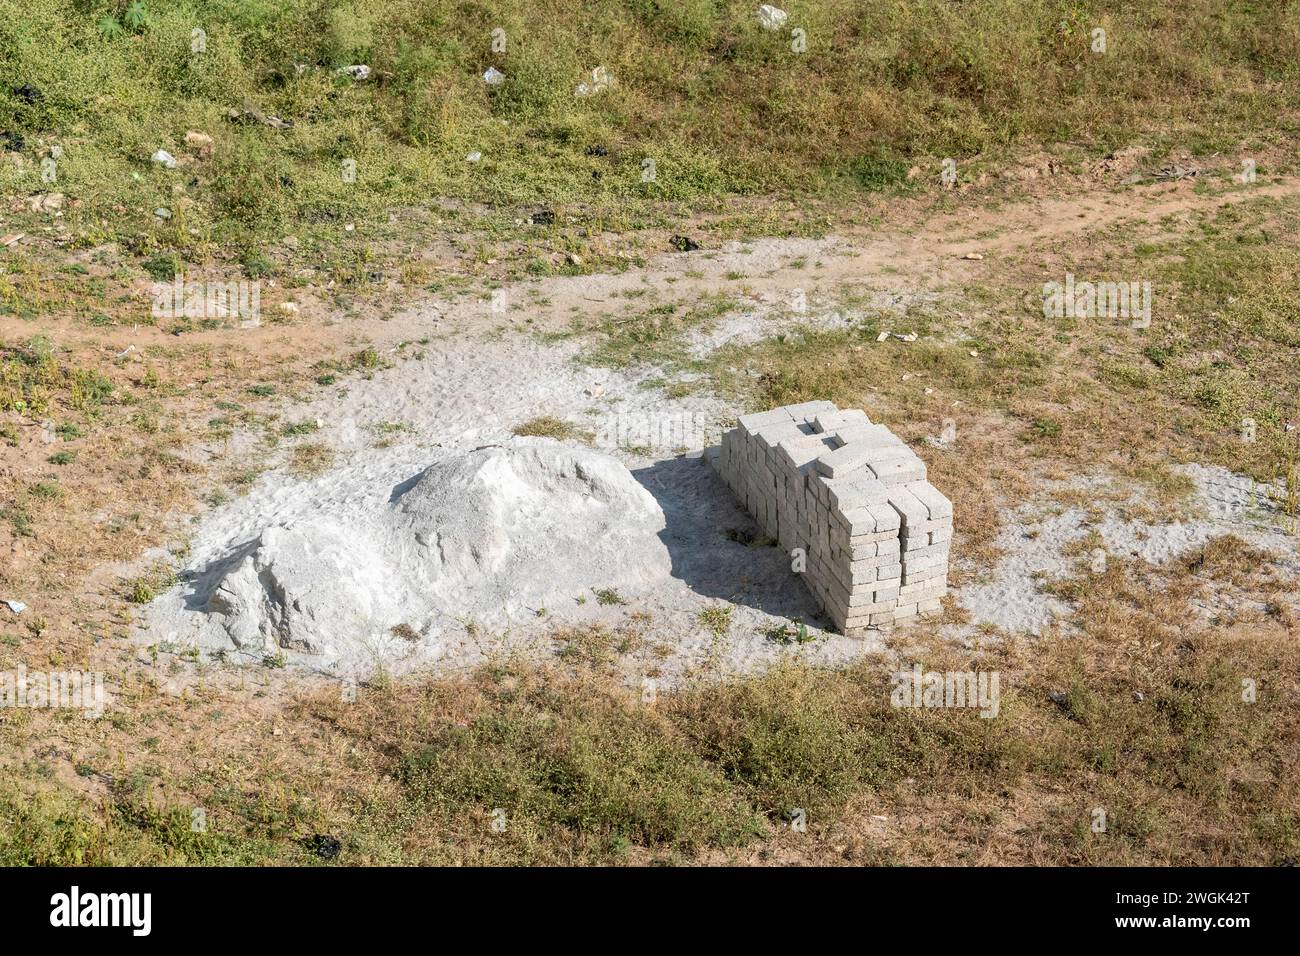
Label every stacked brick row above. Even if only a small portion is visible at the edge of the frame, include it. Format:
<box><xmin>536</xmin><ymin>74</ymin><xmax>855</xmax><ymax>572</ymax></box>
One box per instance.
<box><xmin>708</xmin><ymin>401</ymin><xmax>951</xmax><ymax>635</ymax></box>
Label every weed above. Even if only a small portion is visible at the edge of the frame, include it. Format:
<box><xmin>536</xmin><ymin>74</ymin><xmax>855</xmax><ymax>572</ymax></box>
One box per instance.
<box><xmin>698</xmin><ymin>605</ymin><xmax>733</xmax><ymax>638</ymax></box>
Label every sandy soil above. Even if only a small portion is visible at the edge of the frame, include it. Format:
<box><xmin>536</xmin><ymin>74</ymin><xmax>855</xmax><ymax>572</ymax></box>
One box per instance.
<box><xmin>956</xmin><ymin>464</ymin><xmax>1300</xmax><ymax>637</ymax></box>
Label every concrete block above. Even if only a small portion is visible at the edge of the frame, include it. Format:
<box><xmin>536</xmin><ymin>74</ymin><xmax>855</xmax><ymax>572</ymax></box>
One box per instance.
<box><xmin>906</xmin><ymin>480</ymin><xmax>953</xmax><ymax>520</ymax></box>
<box><xmin>869</xmin><ymin>457</ymin><xmax>927</xmax><ymax>486</ymax></box>
<box><xmin>814</xmin><ymin>441</ymin><xmax>878</xmax><ymax>479</ymax></box>
<box><xmin>739</xmin><ymin>408</ymin><xmax>795</xmax><ymax>431</ymax></box>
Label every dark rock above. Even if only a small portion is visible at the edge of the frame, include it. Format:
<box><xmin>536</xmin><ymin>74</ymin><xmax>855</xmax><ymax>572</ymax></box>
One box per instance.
<box><xmin>12</xmin><ymin>83</ymin><xmax>42</xmax><ymax>105</ymax></box>
<box><xmin>305</xmin><ymin>834</ymin><xmax>341</xmax><ymax>860</ymax></box>
<box><xmin>531</xmin><ymin>209</ymin><xmax>555</xmax><ymax>226</ymax></box>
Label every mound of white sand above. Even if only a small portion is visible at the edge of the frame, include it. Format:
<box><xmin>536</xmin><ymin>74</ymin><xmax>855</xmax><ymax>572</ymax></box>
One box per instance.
<box><xmin>391</xmin><ymin>442</ymin><xmax>670</xmax><ymax>607</ymax></box>
<box><xmin>175</xmin><ymin>440</ymin><xmax>671</xmax><ymax>671</ymax></box>
<box><xmin>204</xmin><ymin>521</ymin><xmax>411</xmax><ymax>657</ymax></box>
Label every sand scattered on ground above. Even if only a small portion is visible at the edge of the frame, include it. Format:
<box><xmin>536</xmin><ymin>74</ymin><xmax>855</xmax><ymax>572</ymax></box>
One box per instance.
<box><xmin>955</xmin><ymin>464</ymin><xmax>1299</xmax><ymax>636</ymax></box>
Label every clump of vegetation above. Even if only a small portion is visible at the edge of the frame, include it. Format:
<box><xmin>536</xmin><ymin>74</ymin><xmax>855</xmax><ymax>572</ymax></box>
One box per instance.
<box><xmin>121</xmin><ymin>564</ymin><xmax>177</xmax><ymax>604</ymax></box>
<box><xmin>280</xmin><ymin>419</ymin><xmax>320</xmax><ymax>438</ymax></box>
<box><xmin>390</xmin><ymin>623</ymin><xmax>420</xmax><ymax>642</ymax></box>
<box><xmin>1030</xmin><ymin>418</ymin><xmax>1062</xmax><ymax>440</ymax></box>
<box><xmin>592</xmin><ymin>587</ymin><xmax>626</xmax><ymax>606</ymax></box>
<box><xmin>761</xmin><ymin>620</ymin><xmax>816</xmax><ymax>646</ymax></box>
<box><xmin>698</xmin><ymin>605</ymin><xmax>733</xmax><ymax>638</ymax></box>
<box><xmin>289</xmin><ymin>442</ymin><xmax>334</xmax><ymax>476</ymax></box>
<box><xmin>513</xmin><ymin>415</ymin><xmax>582</xmax><ymax>440</ymax></box>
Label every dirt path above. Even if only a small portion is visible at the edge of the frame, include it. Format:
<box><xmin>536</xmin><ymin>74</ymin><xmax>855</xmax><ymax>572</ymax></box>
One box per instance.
<box><xmin>368</xmin><ymin>175</ymin><xmax>1300</xmax><ymax>344</ymax></box>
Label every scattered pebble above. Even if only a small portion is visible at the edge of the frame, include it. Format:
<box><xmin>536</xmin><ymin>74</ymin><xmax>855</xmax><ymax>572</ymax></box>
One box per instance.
<box><xmin>758</xmin><ymin>5</ymin><xmax>788</xmax><ymax>30</ymax></box>
<box><xmin>575</xmin><ymin>66</ymin><xmax>612</xmax><ymax>97</ymax></box>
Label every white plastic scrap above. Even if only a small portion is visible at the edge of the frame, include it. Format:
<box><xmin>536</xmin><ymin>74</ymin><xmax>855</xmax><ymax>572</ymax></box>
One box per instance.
<box><xmin>336</xmin><ymin>64</ymin><xmax>371</xmax><ymax>80</ymax></box>
<box><xmin>482</xmin><ymin>67</ymin><xmax>506</xmax><ymax>86</ymax></box>
<box><xmin>575</xmin><ymin>66</ymin><xmax>611</xmax><ymax>97</ymax></box>
<box><xmin>466</xmin><ymin>151</ymin><xmax>482</xmax><ymax>163</ymax></box>
<box><xmin>758</xmin><ymin>5</ymin><xmax>788</xmax><ymax>31</ymax></box>
<box><xmin>151</xmin><ymin>149</ymin><xmax>176</xmax><ymax>168</ymax></box>
<box><xmin>3</xmin><ymin>599</ymin><xmax>26</xmax><ymax>615</ymax></box>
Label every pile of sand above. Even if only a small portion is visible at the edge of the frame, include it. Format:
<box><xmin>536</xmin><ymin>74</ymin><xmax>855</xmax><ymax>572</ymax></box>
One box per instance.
<box><xmin>155</xmin><ymin>440</ymin><xmax>671</xmax><ymax>673</ymax></box>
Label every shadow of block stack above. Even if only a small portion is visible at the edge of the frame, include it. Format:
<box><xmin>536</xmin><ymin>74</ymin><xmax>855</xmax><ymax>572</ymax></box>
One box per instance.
<box><xmin>706</xmin><ymin>401</ymin><xmax>951</xmax><ymax>634</ymax></box>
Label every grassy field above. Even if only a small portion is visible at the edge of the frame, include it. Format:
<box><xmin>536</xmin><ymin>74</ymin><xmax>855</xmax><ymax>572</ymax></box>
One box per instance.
<box><xmin>1</xmin><ymin>2</ymin><xmax>1298</xmax><ymax>867</ymax></box>
<box><xmin>1</xmin><ymin>1</ymin><xmax>1298</xmax><ymax>270</ymax></box>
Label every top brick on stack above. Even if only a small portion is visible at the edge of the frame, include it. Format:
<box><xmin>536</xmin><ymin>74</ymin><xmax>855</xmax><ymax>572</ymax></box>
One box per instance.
<box><xmin>708</xmin><ymin>401</ymin><xmax>951</xmax><ymax>636</ymax></box>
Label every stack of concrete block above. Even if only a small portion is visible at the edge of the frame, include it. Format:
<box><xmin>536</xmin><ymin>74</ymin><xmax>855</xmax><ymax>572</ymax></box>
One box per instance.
<box><xmin>707</xmin><ymin>401</ymin><xmax>951</xmax><ymax>635</ymax></box>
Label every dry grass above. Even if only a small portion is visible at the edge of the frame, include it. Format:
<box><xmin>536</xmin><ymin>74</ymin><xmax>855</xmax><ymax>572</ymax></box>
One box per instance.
<box><xmin>512</xmin><ymin>415</ymin><xmax>584</xmax><ymax>441</ymax></box>
<box><xmin>5</xmin><ymin>222</ymin><xmax>1297</xmax><ymax>864</ymax></box>
<box><xmin>289</xmin><ymin>441</ymin><xmax>335</xmax><ymax>478</ymax></box>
